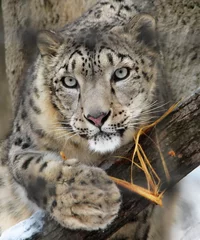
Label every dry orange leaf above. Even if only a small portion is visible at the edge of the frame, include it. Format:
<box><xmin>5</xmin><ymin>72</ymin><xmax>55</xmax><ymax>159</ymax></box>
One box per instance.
<box><xmin>110</xmin><ymin>176</ymin><xmax>164</xmax><ymax>206</ymax></box>
<box><xmin>60</xmin><ymin>151</ymin><xmax>67</xmax><ymax>160</ymax></box>
<box><xmin>111</xmin><ymin>103</ymin><xmax>179</xmax><ymax>206</ymax></box>
<box><xmin>168</xmin><ymin>150</ymin><xmax>176</xmax><ymax>157</ymax></box>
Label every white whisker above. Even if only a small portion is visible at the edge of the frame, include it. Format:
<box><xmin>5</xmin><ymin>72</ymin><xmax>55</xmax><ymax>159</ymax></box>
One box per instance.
<box><xmin>116</xmin><ymin>127</ymin><xmax>126</xmax><ymax>130</ymax></box>
<box><xmin>65</xmin><ymin>133</ymin><xmax>80</xmax><ymax>141</ymax></box>
<box><xmin>47</xmin><ymin>128</ymin><xmax>73</xmax><ymax>132</ymax></box>
<box><xmin>54</xmin><ymin>131</ymin><xmax>77</xmax><ymax>139</ymax></box>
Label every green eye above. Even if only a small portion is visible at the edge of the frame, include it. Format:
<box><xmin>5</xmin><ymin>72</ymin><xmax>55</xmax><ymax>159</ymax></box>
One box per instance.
<box><xmin>61</xmin><ymin>76</ymin><xmax>78</xmax><ymax>88</ymax></box>
<box><xmin>113</xmin><ymin>67</ymin><xmax>130</xmax><ymax>81</ymax></box>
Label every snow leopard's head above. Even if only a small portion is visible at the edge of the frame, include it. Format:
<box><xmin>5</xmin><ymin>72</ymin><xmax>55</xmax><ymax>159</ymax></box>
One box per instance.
<box><xmin>36</xmin><ymin>14</ymin><xmax>158</xmax><ymax>153</ymax></box>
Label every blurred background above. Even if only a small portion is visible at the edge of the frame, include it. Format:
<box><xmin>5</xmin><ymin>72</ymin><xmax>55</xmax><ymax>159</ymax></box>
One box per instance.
<box><xmin>0</xmin><ymin>1</ymin><xmax>11</xmax><ymax>140</ymax></box>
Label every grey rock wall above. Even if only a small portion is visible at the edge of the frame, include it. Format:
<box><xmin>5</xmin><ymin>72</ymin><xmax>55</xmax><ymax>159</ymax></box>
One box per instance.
<box><xmin>0</xmin><ymin>6</ymin><xmax>11</xmax><ymax>140</ymax></box>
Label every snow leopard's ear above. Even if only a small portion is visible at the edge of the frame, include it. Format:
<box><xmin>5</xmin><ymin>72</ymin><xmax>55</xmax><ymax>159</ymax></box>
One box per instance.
<box><xmin>112</xmin><ymin>14</ymin><xmax>157</xmax><ymax>51</ymax></box>
<box><xmin>126</xmin><ymin>14</ymin><xmax>157</xmax><ymax>50</ymax></box>
<box><xmin>37</xmin><ymin>30</ymin><xmax>63</xmax><ymax>57</ymax></box>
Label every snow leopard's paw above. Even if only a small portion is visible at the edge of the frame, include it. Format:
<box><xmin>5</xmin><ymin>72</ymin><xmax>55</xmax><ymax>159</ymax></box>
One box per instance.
<box><xmin>48</xmin><ymin>160</ymin><xmax>121</xmax><ymax>230</ymax></box>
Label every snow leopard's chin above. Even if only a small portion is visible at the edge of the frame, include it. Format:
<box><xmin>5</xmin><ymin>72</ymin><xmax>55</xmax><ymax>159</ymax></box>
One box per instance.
<box><xmin>88</xmin><ymin>133</ymin><xmax>121</xmax><ymax>153</ymax></box>
<box><xmin>88</xmin><ymin>129</ymin><xmax>134</xmax><ymax>153</ymax></box>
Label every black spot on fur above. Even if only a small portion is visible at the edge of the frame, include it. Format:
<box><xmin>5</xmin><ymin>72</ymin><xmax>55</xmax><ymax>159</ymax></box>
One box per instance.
<box><xmin>49</xmin><ymin>186</ymin><xmax>56</xmax><ymax>196</ymax></box>
<box><xmin>140</xmin><ymin>88</ymin><xmax>144</xmax><ymax>93</ymax></box>
<box><xmin>80</xmin><ymin>180</ymin><xmax>87</xmax><ymax>185</ymax></box>
<box><xmin>64</xmin><ymin>64</ymin><xmax>68</xmax><ymax>70</ymax></box>
<box><xmin>100</xmin><ymin>1</ymin><xmax>109</xmax><ymax>5</ymax></box>
<box><xmin>22</xmin><ymin>156</ymin><xmax>34</xmax><ymax>169</ymax></box>
<box><xmin>111</xmin><ymin>87</ymin><xmax>116</xmax><ymax>95</ymax></box>
<box><xmin>57</xmin><ymin>171</ymin><xmax>62</xmax><ymax>181</ymax></box>
<box><xmin>14</xmin><ymin>138</ymin><xmax>23</xmax><ymax>146</ymax></box>
<box><xmin>13</xmin><ymin>154</ymin><xmax>20</xmax><ymax>162</ymax></box>
<box><xmin>29</xmin><ymin>98</ymin><xmax>41</xmax><ymax>114</ymax></box>
<box><xmin>191</xmin><ymin>52</ymin><xmax>197</xmax><ymax>61</ymax></box>
<box><xmin>22</xmin><ymin>143</ymin><xmax>30</xmax><ymax>149</ymax></box>
<box><xmin>123</xmin><ymin>5</ymin><xmax>131</xmax><ymax>11</ymax></box>
<box><xmin>69</xmin><ymin>50</ymin><xmax>83</xmax><ymax>60</ymax></box>
<box><xmin>133</xmin><ymin>75</ymin><xmax>141</xmax><ymax>79</ymax></box>
<box><xmin>36</xmin><ymin>156</ymin><xmax>42</xmax><ymax>163</ymax></box>
<box><xmin>39</xmin><ymin>162</ymin><xmax>48</xmax><ymax>172</ymax></box>
<box><xmin>142</xmin><ymin>71</ymin><xmax>149</xmax><ymax>81</ymax></box>
<box><xmin>68</xmin><ymin>178</ymin><xmax>75</xmax><ymax>184</ymax></box>
<box><xmin>51</xmin><ymin>200</ymin><xmax>57</xmax><ymax>208</ymax></box>
<box><xmin>72</xmin><ymin>193</ymin><xmax>78</xmax><ymax>199</ymax></box>
<box><xmin>91</xmin><ymin>179</ymin><xmax>97</xmax><ymax>185</ymax></box>
<box><xmin>34</xmin><ymin>87</ymin><xmax>40</xmax><ymax>98</ymax></box>
<box><xmin>135</xmin><ymin>66</ymin><xmax>139</xmax><ymax>72</ymax></box>
<box><xmin>52</xmin><ymin>102</ymin><xmax>59</xmax><ymax>110</ymax></box>
<box><xmin>119</xmin><ymin>52</ymin><xmax>132</xmax><ymax>60</ymax></box>
<box><xmin>94</xmin><ymin>10</ymin><xmax>102</xmax><ymax>19</ymax></box>
<box><xmin>15</xmin><ymin>124</ymin><xmax>21</xmax><ymax>132</ymax></box>
<box><xmin>110</xmin><ymin>5</ymin><xmax>115</xmax><ymax>9</ymax></box>
<box><xmin>78</xmin><ymin>93</ymin><xmax>81</xmax><ymax>102</ymax></box>
<box><xmin>107</xmin><ymin>53</ymin><xmax>113</xmax><ymax>65</ymax></box>
<box><xmin>71</xmin><ymin>59</ymin><xmax>76</xmax><ymax>70</ymax></box>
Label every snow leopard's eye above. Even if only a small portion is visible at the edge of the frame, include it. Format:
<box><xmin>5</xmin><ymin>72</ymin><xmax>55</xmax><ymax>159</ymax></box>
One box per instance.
<box><xmin>61</xmin><ymin>76</ymin><xmax>78</xmax><ymax>88</ymax></box>
<box><xmin>113</xmin><ymin>67</ymin><xmax>130</xmax><ymax>81</ymax></box>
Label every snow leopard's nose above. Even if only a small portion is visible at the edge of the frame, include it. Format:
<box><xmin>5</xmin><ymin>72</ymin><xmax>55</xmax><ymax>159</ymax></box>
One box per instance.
<box><xmin>85</xmin><ymin>111</ymin><xmax>110</xmax><ymax>127</ymax></box>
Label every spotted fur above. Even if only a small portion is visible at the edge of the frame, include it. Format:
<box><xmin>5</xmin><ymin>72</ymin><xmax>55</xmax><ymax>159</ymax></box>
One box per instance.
<box><xmin>0</xmin><ymin>0</ymin><xmax>166</xmax><ymax>238</ymax></box>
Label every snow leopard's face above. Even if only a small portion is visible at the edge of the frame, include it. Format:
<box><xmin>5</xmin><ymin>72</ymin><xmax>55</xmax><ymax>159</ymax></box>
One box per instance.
<box><xmin>38</xmin><ymin>15</ymin><xmax>158</xmax><ymax>153</ymax></box>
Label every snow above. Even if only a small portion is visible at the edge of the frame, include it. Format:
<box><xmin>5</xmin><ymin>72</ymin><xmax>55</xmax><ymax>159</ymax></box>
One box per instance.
<box><xmin>0</xmin><ymin>211</ymin><xmax>45</xmax><ymax>240</ymax></box>
<box><xmin>170</xmin><ymin>167</ymin><xmax>200</xmax><ymax>240</ymax></box>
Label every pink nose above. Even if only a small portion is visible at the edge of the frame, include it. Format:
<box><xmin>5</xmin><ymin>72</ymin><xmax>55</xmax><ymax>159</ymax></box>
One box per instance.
<box><xmin>86</xmin><ymin>111</ymin><xmax>110</xmax><ymax>127</ymax></box>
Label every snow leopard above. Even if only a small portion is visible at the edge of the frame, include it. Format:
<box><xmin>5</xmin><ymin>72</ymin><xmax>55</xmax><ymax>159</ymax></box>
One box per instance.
<box><xmin>0</xmin><ymin>0</ymin><xmax>182</xmax><ymax>239</ymax></box>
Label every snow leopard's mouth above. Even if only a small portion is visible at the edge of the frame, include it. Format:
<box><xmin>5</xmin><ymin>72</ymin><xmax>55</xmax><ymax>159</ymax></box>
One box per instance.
<box><xmin>93</xmin><ymin>131</ymin><xmax>120</xmax><ymax>139</ymax></box>
<box><xmin>74</xmin><ymin>126</ymin><xmax>128</xmax><ymax>153</ymax></box>
<box><xmin>79</xmin><ymin>129</ymin><xmax>125</xmax><ymax>140</ymax></box>
<box><xmin>94</xmin><ymin>129</ymin><xmax>125</xmax><ymax>137</ymax></box>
